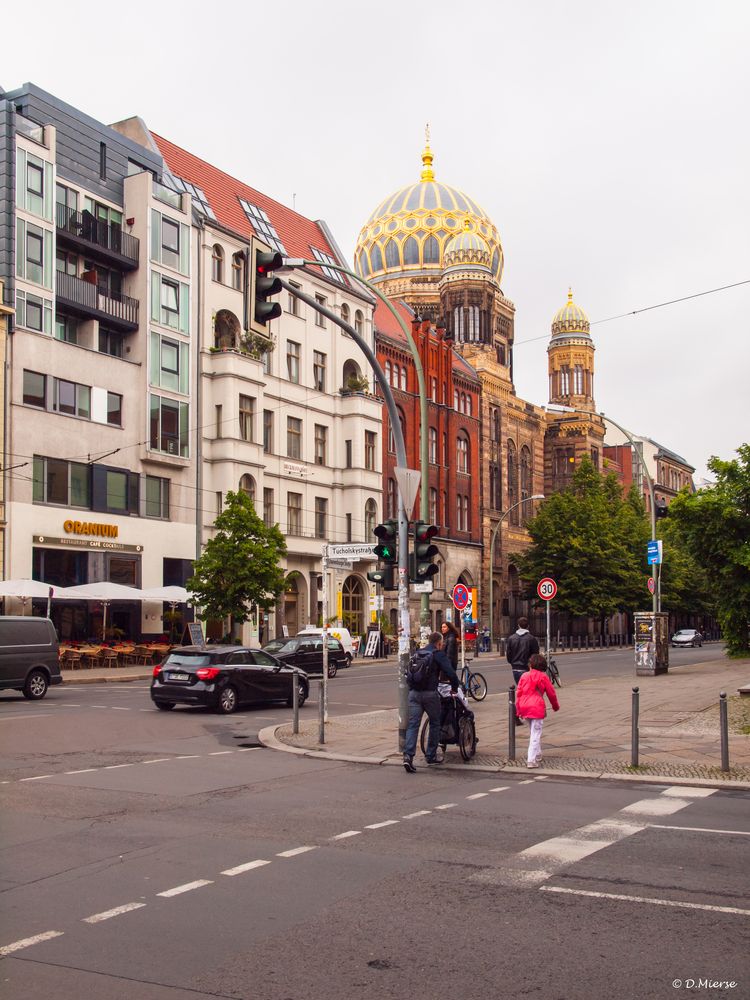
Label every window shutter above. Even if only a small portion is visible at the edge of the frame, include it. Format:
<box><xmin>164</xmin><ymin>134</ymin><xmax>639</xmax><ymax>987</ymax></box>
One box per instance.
<box><xmin>43</xmin><ymin>230</ymin><xmax>53</xmax><ymax>289</ymax></box>
<box><xmin>16</xmin><ymin>149</ymin><xmax>26</xmax><ymax>209</ymax></box>
<box><xmin>179</xmin><ymin>342</ymin><xmax>189</xmax><ymax>394</ymax></box>
<box><xmin>16</xmin><ymin>218</ymin><xmax>25</xmax><ymax>278</ymax></box>
<box><xmin>179</xmin><ymin>223</ymin><xmax>190</xmax><ymax>275</ymax></box>
<box><xmin>43</xmin><ymin>162</ymin><xmax>54</xmax><ymax>221</ymax></box>
<box><xmin>150</xmin><ymin>332</ymin><xmax>160</xmax><ymax>387</ymax></box>
<box><xmin>151</xmin><ymin>210</ymin><xmax>161</xmax><ymax>264</ymax></box>
<box><xmin>151</xmin><ymin>272</ymin><xmax>160</xmax><ymax>322</ymax></box>
<box><xmin>179</xmin><ymin>281</ymin><xmax>189</xmax><ymax>334</ymax></box>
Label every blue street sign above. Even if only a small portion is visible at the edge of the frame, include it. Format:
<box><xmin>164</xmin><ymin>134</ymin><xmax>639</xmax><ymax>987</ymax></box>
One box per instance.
<box><xmin>647</xmin><ymin>539</ymin><xmax>663</xmax><ymax>565</ymax></box>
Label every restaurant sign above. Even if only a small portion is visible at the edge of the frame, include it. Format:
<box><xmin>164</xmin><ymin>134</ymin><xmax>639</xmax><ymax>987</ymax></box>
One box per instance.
<box><xmin>34</xmin><ymin>535</ymin><xmax>143</xmax><ymax>553</ymax></box>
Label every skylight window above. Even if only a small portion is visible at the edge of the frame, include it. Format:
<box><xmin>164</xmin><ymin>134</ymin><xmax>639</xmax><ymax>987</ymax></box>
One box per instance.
<box><xmin>238</xmin><ymin>199</ymin><xmax>286</xmax><ymax>255</ymax></box>
<box><xmin>311</xmin><ymin>247</ymin><xmax>347</xmax><ymax>285</ymax></box>
<box><xmin>170</xmin><ymin>176</ymin><xmax>216</xmax><ymax>220</ymax></box>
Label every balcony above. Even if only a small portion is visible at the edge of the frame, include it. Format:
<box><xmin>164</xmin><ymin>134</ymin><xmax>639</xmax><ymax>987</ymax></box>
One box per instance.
<box><xmin>56</xmin><ymin>206</ymin><xmax>139</xmax><ymax>271</ymax></box>
<box><xmin>56</xmin><ymin>271</ymin><xmax>139</xmax><ymax>332</ymax></box>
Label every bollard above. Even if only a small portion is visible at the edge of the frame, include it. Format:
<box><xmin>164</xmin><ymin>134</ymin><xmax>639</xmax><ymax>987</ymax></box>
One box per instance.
<box><xmin>292</xmin><ymin>669</ymin><xmax>299</xmax><ymax>735</ymax></box>
<box><xmin>720</xmin><ymin>692</ymin><xmax>729</xmax><ymax>772</ymax></box>
<box><xmin>318</xmin><ymin>680</ymin><xmax>325</xmax><ymax>745</ymax></box>
<box><xmin>508</xmin><ymin>685</ymin><xmax>516</xmax><ymax>760</ymax></box>
<box><xmin>631</xmin><ymin>686</ymin><xmax>639</xmax><ymax>767</ymax></box>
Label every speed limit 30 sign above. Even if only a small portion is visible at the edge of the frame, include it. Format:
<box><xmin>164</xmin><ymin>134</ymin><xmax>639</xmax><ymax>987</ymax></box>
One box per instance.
<box><xmin>537</xmin><ymin>577</ymin><xmax>557</xmax><ymax>601</ymax></box>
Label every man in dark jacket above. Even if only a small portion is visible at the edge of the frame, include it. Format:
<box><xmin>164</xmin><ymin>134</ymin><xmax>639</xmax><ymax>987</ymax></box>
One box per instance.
<box><xmin>506</xmin><ymin>617</ymin><xmax>540</xmax><ymax>727</ymax></box>
<box><xmin>403</xmin><ymin>632</ymin><xmax>460</xmax><ymax>773</ymax></box>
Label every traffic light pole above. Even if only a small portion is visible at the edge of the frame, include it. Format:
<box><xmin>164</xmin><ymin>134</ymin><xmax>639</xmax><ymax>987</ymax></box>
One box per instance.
<box><xmin>279</xmin><ymin>278</ymin><xmax>412</xmax><ymax>749</ymax></box>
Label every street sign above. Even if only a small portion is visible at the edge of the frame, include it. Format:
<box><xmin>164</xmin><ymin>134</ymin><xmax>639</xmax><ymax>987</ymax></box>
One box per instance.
<box><xmin>452</xmin><ymin>583</ymin><xmax>470</xmax><ymax>611</ymax></box>
<box><xmin>537</xmin><ymin>577</ymin><xmax>557</xmax><ymax>601</ymax></box>
<box><xmin>326</xmin><ymin>543</ymin><xmax>377</xmax><ymax>561</ymax></box>
<box><xmin>394</xmin><ymin>466</ymin><xmax>421</xmax><ymax>518</ymax></box>
<box><xmin>647</xmin><ymin>577</ymin><xmax>655</xmax><ymax>594</ymax></box>
<box><xmin>327</xmin><ymin>559</ymin><xmax>353</xmax><ymax>570</ymax></box>
<box><xmin>412</xmin><ymin>581</ymin><xmax>433</xmax><ymax>594</ymax></box>
<box><xmin>647</xmin><ymin>540</ymin><xmax>663</xmax><ymax>565</ymax></box>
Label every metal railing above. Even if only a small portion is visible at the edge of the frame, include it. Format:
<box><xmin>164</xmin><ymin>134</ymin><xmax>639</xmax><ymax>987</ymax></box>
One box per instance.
<box><xmin>55</xmin><ymin>271</ymin><xmax>139</xmax><ymax>328</ymax></box>
<box><xmin>56</xmin><ymin>206</ymin><xmax>139</xmax><ymax>266</ymax></box>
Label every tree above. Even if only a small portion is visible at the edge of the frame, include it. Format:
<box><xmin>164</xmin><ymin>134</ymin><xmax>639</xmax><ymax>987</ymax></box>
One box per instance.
<box><xmin>514</xmin><ymin>456</ymin><xmax>650</xmax><ymax>622</ymax></box>
<box><xmin>667</xmin><ymin>445</ymin><xmax>750</xmax><ymax>655</ymax></box>
<box><xmin>187</xmin><ymin>490</ymin><xmax>288</xmax><ymax>632</ymax></box>
<box><xmin>658</xmin><ymin>519</ymin><xmax>715</xmax><ymax>621</ymax></box>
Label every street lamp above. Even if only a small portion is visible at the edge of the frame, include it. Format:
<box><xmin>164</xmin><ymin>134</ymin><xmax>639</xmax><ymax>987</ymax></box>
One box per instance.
<box><xmin>546</xmin><ymin>404</ymin><xmax>659</xmax><ymax>613</ymax></box>
<box><xmin>488</xmin><ymin>495</ymin><xmax>545</xmax><ymax>651</ymax></box>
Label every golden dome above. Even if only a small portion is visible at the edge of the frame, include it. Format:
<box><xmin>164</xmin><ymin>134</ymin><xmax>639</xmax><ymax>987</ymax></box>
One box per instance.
<box><xmin>551</xmin><ymin>289</ymin><xmax>591</xmax><ymax>337</ymax></box>
<box><xmin>354</xmin><ymin>140</ymin><xmax>504</xmax><ymax>286</ymax></box>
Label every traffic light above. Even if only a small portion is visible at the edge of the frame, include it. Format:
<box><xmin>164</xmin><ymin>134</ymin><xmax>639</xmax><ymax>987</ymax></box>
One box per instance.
<box><xmin>250</xmin><ymin>237</ymin><xmax>282</xmax><ymax>334</ymax></box>
<box><xmin>412</xmin><ymin>520</ymin><xmax>439</xmax><ymax>583</ymax></box>
<box><xmin>373</xmin><ymin>519</ymin><xmax>398</xmax><ymax>564</ymax></box>
<box><xmin>655</xmin><ymin>498</ymin><xmax>669</xmax><ymax>519</ymax></box>
<box><xmin>366</xmin><ymin>565</ymin><xmax>396</xmax><ymax>590</ymax></box>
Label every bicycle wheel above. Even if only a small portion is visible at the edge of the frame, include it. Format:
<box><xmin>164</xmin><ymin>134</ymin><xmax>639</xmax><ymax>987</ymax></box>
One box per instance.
<box><xmin>548</xmin><ymin>660</ymin><xmax>562</xmax><ymax>688</ymax></box>
<box><xmin>467</xmin><ymin>671</ymin><xmax>488</xmax><ymax>701</ymax></box>
<box><xmin>419</xmin><ymin>717</ymin><xmax>429</xmax><ymax>756</ymax></box>
<box><xmin>458</xmin><ymin>717</ymin><xmax>476</xmax><ymax>760</ymax></box>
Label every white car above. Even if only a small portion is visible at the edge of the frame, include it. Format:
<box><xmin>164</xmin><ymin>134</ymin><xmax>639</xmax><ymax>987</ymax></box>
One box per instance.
<box><xmin>671</xmin><ymin>629</ymin><xmax>703</xmax><ymax>648</ymax></box>
<box><xmin>297</xmin><ymin>626</ymin><xmax>355</xmax><ymax>665</ymax></box>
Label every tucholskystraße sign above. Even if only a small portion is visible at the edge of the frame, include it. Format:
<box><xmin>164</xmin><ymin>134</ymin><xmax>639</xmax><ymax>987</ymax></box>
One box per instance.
<box><xmin>326</xmin><ymin>544</ymin><xmax>377</xmax><ymax>561</ymax></box>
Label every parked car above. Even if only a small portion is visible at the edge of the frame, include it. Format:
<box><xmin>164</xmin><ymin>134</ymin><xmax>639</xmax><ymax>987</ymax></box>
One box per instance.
<box><xmin>671</xmin><ymin>629</ymin><xmax>704</xmax><ymax>648</ymax></box>
<box><xmin>262</xmin><ymin>635</ymin><xmax>346</xmax><ymax>678</ymax></box>
<box><xmin>296</xmin><ymin>626</ymin><xmax>355</xmax><ymax>665</ymax></box>
<box><xmin>0</xmin><ymin>616</ymin><xmax>62</xmax><ymax>700</ymax></box>
<box><xmin>150</xmin><ymin>645</ymin><xmax>309</xmax><ymax>714</ymax></box>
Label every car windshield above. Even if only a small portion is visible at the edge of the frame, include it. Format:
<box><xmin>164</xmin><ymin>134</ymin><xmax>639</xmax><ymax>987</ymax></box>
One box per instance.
<box><xmin>164</xmin><ymin>653</ymin><xmax>211</xmax><ymax>668</ymax></box>
<box><xmin>274</xmin><ymin>638</ymin><xmax>300</xmax><ymax>653</ymax></box>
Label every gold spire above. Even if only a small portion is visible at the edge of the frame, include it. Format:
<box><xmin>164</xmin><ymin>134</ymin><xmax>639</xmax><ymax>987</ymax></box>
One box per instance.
<box><xmin>568</xmin><ymin>287</ymin><xmax>574</xmax><ymax>303</ymax></box>
<box><xmin>420</xmin><ymin>122</ymin><xmax>435</xmax><ymax>182</ymax></box>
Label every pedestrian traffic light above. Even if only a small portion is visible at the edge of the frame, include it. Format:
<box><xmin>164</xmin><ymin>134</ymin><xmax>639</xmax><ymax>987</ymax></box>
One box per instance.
<box><xmin>250</xmin><ymin>237</ymin><xmax>282</xmax><ymax>334</ymax></box>
<box><xmin>412</xmin><ymin>520</ymin><xmax>439</xmax><ymax>583</ymax></box>
<box><xmin>655</xmin><ymin>498</ymin><xmax>669</xmax><ymax>519</ymax></box>
<box><xmin>373</xmin><ymin>519</ymin><xmax>398</xmax><ymax>564</ymax></box>
<box><xmin>366</xmin><ymin>565</ymin><xmax>396</xmax><ymax>590</ymax></box>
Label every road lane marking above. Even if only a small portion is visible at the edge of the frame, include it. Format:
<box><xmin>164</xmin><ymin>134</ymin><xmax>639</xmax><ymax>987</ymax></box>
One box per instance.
<box><xmin>236</xmin><ymin>747</ymin><xmax>261</xmax><ymax>752</ymax></box>
<box><xmin>277</xmin><ymin>846</ymin><xmax>317</xmax><ymax>858</ymax></box>
<box><xmin>64</xmin><ymin>768</ymin><xmax>97</xmax><ymax>774</ymax></box>
<box><xmin>141</xmin><ymin>758</ymin><xmax>172</xmax><ymax>764</ymax></box>
<box><xmin>221</xmin><ymin>860</ymin><xmax>271</xmax><ymax>876</ymax></box>
<box><xmin>518</xmin><ymin>779</ymin><xmax>536</xmax><ymax>785</ymax></box>
<box><xmin>60</xmin><ymin>704</ymin><xmax>81</xmax><ymax>707</ymax></box>
<box><xmin>540</xmin><ymin>885</ymin><xmax>750</xmax><ymax>915</ymax></box>
<box><xmin>104</xmin><ymin>764</ymin><xmax>134</xmax><ymax>770</ymax></box>
<box><xmin>110</xmin><ymin>707</ymin><xmax>131</xmax><ymax>711</ymax></box>
<box><xmin>157</xmin><ymin>880</ymin><xmax>213</xmax><ymax>897</ymax></box>
<box><xmin>83</xmin><ymin>902</ymin><xmax>146</xmax><ymax>923</ymax></box>
<box><xmin>466</xmin><ymin>792</ymin><xmax>488</xmax><ymax>800</ymax></box>
<box><xmin>175</xmin><ymin>755</ymin><xmax>200</xmax><ymax>759</ymax></box>
<box><xmin>650</xmin><ymin>824</ymin><xmax>750</xmax><ymax>836</ymax></box>
<box><xmin>20</xmin><ymin>775</ymin><xmax>52</xmax><ymax>781</ymax></box>
<box><xmin>488</xmin><ymin>786</ymin><xmax>509</xmax><ymax>793</ymax></box>
<box><xmin>365</xmin><ymin>820</ymin><xmax>399</xmax><ymax>829</ymax></box>
<box><xmin>620</xmin><ymin>797</ymin><xmax>691</xmax><ymax>816</ymax></box>
<box><xmin>0</xmin><ymin>931</ymin><xmax>64</xmax><ymax>956</ymax></box>
<box><xmin>331</xmin><ymin>830</ymin><xmax>361</xmax><ymax>840</ymax></box>
<box><xmin>208</xmin><ymin>751</ymin><xmax>233</xmax><ymax>756</ymax></box>
<box><xmin>0</xmin><ymin>714</ymin><xmax>53</xmax><ymax>721</ymax></box>
<box><xmin>91</xmin><ymin>705</ymin><xmax>108</xmax><ymax>709</ymax></box>
<box><xmin>435</xmin><ymin>803</ymin><xmax>457</xmax><ymax>810</ymax></box>
<box><xmin>403</xmin><ymin>810</ymin><xmax>431</xmax><ymax>819</ymax></box>
<box><xmin>662</xmin><ymin>786</ymin><xmax>716</xmax><ymax>798</ymax></box>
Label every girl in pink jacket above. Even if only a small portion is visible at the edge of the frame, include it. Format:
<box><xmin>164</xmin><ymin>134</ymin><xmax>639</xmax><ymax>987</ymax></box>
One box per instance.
<box><xmin>515</xmin><ymin>653</ymin><xmax>560</xmax><ymax>768</ymax></box>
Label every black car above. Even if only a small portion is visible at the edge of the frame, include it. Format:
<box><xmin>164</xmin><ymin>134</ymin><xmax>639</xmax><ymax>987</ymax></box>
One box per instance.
<box><xmin>151</xmin><ymin>645</ymin><xmax>309</xmax><ymax>714</ymax></box>
<box><xmin>262</xmin><ymin>635</ymin><xmax>346</xmax><ymax>678</ymax></box>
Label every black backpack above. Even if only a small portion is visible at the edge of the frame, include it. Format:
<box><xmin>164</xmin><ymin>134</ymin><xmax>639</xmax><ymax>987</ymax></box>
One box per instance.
<box><xmin>407</xmin><ymin>648</ymin><xmax>435</xmax><ymax>690</ymax></box>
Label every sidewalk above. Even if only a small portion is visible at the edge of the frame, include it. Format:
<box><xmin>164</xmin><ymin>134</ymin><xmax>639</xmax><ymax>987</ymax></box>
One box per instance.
<box><xmin>263</xmin><ymin>654</ymin><xmax>750</xmax><ymax>788</ymax></box>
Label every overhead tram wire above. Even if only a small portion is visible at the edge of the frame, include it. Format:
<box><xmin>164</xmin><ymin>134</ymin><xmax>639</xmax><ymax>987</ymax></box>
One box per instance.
<box><xmin>514</xmin><ymin>278</ymin><xmax>750</xmax><ymax>347</ymax></box>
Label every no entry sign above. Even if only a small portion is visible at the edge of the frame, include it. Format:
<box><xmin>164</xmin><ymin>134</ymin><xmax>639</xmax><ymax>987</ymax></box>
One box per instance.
<box><xmin>537</xmin><ymin>577</ymin><xmax>557</xmax><ymax>601</ymax></box>
<box><xmin>452</xmin><ymin>583</ymin><xmax>470</xmax><ymax>611</ymax></box>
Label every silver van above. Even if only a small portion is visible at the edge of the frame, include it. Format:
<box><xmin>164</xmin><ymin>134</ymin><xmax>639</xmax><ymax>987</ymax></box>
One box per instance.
<box><xmin>0</xmin><ymin>616</ymin><xmax>62</xmax><ymax>700</ymax></box>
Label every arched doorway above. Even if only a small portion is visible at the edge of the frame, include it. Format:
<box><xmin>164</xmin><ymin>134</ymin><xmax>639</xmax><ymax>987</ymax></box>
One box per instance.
<box><xmin>282</xmin><ymin>571</ymin><xmax>305</xmax><ymax>636</ymax></box>
<box><xmin>341</xmin><ymin>575</ymin><xmax>365</xmax><ymax>637</ymax></box>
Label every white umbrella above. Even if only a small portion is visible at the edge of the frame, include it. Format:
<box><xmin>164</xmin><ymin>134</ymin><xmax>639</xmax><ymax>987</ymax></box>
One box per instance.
<box><xmin>57</xmin><ymin>582</ymin><xmax>143</xmax><ymax>640</ymax></box>
<box><xmin>139</xmin><ymin>586</ymin><xmax>189</xmax><ymax>603</ymax></box>
<box><xmin>0</xmin><ymin>579</ymin><xmax>56</xmax><ymax>616</ymax></box>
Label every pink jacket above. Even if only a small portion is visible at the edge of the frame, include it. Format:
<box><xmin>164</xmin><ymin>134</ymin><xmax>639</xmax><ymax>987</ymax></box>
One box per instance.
<box><xmin>516</xmin><ymin>668</ymin><xmax>560</xmax><ymax>719</ymax></box>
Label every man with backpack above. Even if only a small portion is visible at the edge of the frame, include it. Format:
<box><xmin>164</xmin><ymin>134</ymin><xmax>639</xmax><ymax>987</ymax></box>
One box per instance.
<box><xmin>505</xmin><ymin>616</ymin><xmax>540</xmax><ymax>726</ymax></box>
<box><xmin>403</xmin><ymin>631</ymin><xmax>460</xmax><ymax>773</ymax></box>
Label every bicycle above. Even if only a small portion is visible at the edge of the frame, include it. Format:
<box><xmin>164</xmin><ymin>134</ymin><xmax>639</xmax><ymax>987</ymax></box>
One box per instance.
<box><xmin>547</xmin><ymin>657</ymin><xmax>561</xmax><ymax>688</ymax></box>
<box><xmin>458</xmin><ymin>660</ymin><xmax>488</xmax><ymax>702</ymax></box>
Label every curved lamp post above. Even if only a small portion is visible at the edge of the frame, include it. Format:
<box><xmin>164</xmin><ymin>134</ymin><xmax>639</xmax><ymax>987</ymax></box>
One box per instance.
<box><xmin>488</xmin><ymin>494</ymin><xmax>545</xmax><ymax>651</ymax></box>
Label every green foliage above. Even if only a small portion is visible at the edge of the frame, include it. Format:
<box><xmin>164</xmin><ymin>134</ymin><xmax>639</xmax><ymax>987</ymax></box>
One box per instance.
<box><xmin>514</xmin><ymin>456</ymin><xmax>650</xmax><ymax>618</ymax></box>
<box><xmin>658</xmin><ymin>519</ymin><xmax>715</xmax><ymax>618</ymax></box>
<box><xmin>667</xmin><ymin>445</ymin><xmax>750</xmax><ymax>655</ymax></box>
<box><xmin>187</xmin><ymin>490</ymin><xmax>288</xmax><ymax>626</ymax></box>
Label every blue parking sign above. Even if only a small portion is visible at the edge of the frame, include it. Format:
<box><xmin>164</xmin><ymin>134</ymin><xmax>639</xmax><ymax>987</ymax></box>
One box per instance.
<box><xmin>647</xmin><ymin>540</ymin><xmax>662</xmax><ymax>565</ymax></box>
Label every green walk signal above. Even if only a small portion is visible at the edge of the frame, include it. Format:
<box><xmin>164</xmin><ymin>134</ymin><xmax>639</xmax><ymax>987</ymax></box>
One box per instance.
<box><xmin>412</xmin><ymin>520</ymin><xmax>439</xmax><ymax>583</ymax></box>
<box><xmin>373</xmin><ymin>519</ymin><xmax>398</xmax><ymax>564</ymax></box>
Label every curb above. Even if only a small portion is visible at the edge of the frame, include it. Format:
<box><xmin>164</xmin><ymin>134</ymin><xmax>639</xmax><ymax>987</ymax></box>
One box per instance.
<box><xmin>61</xmin><ymin>673</ymin><xmax>152</xmax><ymax>685</ymax></box>
<box><xmin>257</xmin><ymin>725</ymin><xmax>750</xmax><ymax>791</ymax></box>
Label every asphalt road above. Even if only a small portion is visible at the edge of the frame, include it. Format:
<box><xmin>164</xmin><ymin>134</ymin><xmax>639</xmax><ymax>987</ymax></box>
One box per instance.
<box><xmin>1</xmin><ymin>643</ymin><xmax>745</xmax><ymax>1000</ymax></box>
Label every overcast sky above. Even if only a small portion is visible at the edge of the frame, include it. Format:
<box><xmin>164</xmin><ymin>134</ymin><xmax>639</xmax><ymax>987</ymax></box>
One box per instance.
<box><xmin>4</xmin><ymin>0</ymin><xmax>748</xmax><ymax>481</ymax></box>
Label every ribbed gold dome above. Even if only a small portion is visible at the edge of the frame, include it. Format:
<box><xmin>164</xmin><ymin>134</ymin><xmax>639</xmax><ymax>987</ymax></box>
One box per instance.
<box><xmin>353</xmin><ymin>141</ymin><xmax>503</xmax><ymax>286</ymax></box>
<box><xmin>551</xmin><ymin>289</ymin><xmax>591</xmax><ymax>337</ymax></box>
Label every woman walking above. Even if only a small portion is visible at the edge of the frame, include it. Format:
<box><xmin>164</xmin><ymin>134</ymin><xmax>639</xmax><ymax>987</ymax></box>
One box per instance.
<box><xmin>440</xmin><ymin>620</ymin><xmax>459</xmax><ymax>672</ymax></box>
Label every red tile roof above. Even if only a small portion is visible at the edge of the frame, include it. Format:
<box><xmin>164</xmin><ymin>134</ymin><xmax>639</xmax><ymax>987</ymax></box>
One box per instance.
<box><xmin>151</xmin><ymin>132</ymin><xmax>342</xmax><ymax>275</ymax></box>
<box><xmin>374</xmin><ymin>300</ymin><xmax>479</xmax><ymax>380</ymax></box>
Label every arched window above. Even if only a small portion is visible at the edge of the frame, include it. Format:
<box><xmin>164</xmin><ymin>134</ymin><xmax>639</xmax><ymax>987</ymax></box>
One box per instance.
<box><xmin>560</xmin><ymin>366</ymin><xmax>570</xmax><ymax>396</ymax></box>
<box><xmin>429</xmin><ymin>427</ymin><xmax>438</xmax><ymax>463</ymax></box>
<box><xmin>387</xmin><ymin>478</ymin><xmax>397</xmax><ymax>519</ymax></box>
<box><xmin>400</xmin><ymin>366</ymin><xmax>408</xmax><ymax>391</ymax></box>
<box><xmin>403</xmin><ymin>236</ymin><xmax>419</xmax><ymax>265</ymax></box>
<box><xmin>462</xmin><ymin>495</ymin><xmax>470</xmax><ymax>532</ymax></box>
<box><xmin>429</xmin><ymin>487</ymin><xmax>438</xmax><ymax>524</ymax></box>
<box><xmin>456</xmin><ymin>494</ymin><xmax>463</xmax><ymax>531</ymax></box>
<box><xmin>490</xmin><ymin>462</ymin><xmax>501</xmax><ymax>509</ymax></box>
<box><xmin>232</xmin><ymin>251</ymin><xmax>244</xmax><ymax>290</ymax></box>
<box><xmin>507</xmin><ymin>440</ymin><xmax>518</xmax><ymax>523</ymax></box>
<box><xmin>460</xmin><ymin>392</ymin><xmax>466</xmax><ymax>413</ymax></box>
<box><xmin>520</xmin><ymin>445</ymin><xmax>532</xmax><ymax>521</ymax></box>
<box><xmin>385</xmin><ymin>239</ymin><xmax>400</xmax><ymax>268</ymax></box>
<box><xmin>365</xmin><ymin>498</ymin><xmax>377</xmax><ymax>537</ymax></box>
<box><xmin>573</xmin><ymin>365</ymin><xmax>584</xmax><ymax>394</ymax></box>
<box><xmin>384</xmin><ymin>360</ymin><xmax>392</xmax><ymax>385</ymax></box>
<box><xmin>492</xmin><ymin>407</ymin><xmax>501</xmax><ymax>442</ymax></box>
<box><xmin>454</xmin><ymin>388</ymin><xmax>460</xmax><ymax>410</ymax></box>
<box><xmin>430</xmin><ymin>376</ymin><xmax>438</xmax><ymax>401</ymax></box>
<box><xmin>370</xmin><ymin>245</ymin><xmax>383</xmax><ymax>272</ymax></box>
<box><xmin>466</xmin><ymin>394</ymin><xmax>472</xmax><ymax>417</ymax></box>
<box><xmin>212</xmin><ymin>244</ymin><xmax>224</xmax><ymax>283</ymax></box>
<box><xmin>341</xmin><ymin>303</ymin><xmax>350</xmax><ymax>325</ymax></box>
<box><xmin>457</xmin><ymin>434</ymin><xmax>469</xmax><ymax>474</ymax></box>
<box><xmin>423</xmin><ymin>235</ymin><xmax>439</xmax><ymax>264</ymax></box>
<box><xmin>354</xmin><ymin>310</ymin><xmax>364</xmax><ymax>336</ymax></box>
<box><xmin>239</xmin><ymin>474</ymin><xmax>256</xmax><ymax>505</ymax></box>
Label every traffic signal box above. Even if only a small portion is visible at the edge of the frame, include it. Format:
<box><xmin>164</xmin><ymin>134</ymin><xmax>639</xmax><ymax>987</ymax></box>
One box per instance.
<box><xmin>367</xmin><ymin>519</ymin><xmax>398</xmax><ymax>591</ymax></box>
<box><xmin>412</xmin><ymin>521</ymin><xmax>439</xmax><ymax>583</ymax></box>
<box><xmin>250</xmin><ymin>237</ymin><xmax>282</xmax><ymax>335</ymax></box>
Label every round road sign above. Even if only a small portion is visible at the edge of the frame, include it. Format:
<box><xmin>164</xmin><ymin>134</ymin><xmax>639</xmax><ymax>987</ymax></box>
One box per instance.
<box><xmin>537</xmin><ymin>577</ymin><xmax>557</xmax><ymax>601</ymax></box>
<box><xmin>647</xmin><ymin>577</ymin><xmax>655</xmax><ymax>594</ymax></box>
<box><xmin>452</xmin><ymin>583</ymin><xmax>470</xmax><ymax>611</ymax></box>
